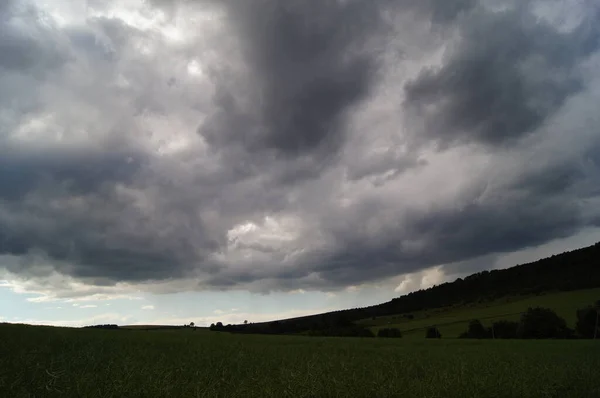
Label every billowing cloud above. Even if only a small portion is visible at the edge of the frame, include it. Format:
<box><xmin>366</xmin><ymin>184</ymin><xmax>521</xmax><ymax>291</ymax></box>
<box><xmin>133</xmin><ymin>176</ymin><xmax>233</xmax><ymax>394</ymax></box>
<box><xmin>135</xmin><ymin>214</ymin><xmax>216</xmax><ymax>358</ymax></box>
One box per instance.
<box><xmin>200</xmin><ymin>0</ymin><xmax>385</xmax><ymax>156</ymax></box>
<box><xmin>404</xmin><ymin>1</ymin><xmax>600</xmax><ymax>147</ymax></box>
<box><xmin>0</xmin><ymin>0</ymin><xmax>599</xmax><ymax>299</ymax></box>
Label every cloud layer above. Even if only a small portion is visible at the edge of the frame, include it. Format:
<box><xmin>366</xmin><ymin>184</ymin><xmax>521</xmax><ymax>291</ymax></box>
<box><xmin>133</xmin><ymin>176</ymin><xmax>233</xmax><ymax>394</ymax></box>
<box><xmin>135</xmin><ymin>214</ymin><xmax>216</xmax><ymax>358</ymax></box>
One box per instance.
<box><xmin>1</xmin><ymin>0</ymin><xmax>599</xmax><ymax>296</ymax></box>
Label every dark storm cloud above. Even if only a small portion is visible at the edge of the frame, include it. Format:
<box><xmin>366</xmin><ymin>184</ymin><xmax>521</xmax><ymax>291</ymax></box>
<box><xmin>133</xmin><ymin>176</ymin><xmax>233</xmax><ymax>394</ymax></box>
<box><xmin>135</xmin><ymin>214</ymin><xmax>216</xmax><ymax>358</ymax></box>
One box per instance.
<box><xmin>404</xmin><ymin>194</ymin><xmax>581</xmax><ymax>267</ymax></box>
<box><xmin>207</xmin><ymin>161</ymin><xmax>591</xmax><ymax>290</ymax></box>
<box><xmin>2</xmin><ymin>0</ymin><xmax>600</xmax><ymax>294</ymax></box>
<box><xmin>0</xmin><ymin>1</ymin><xmax>68</xmax><ymax>72</ymax></box>
<box><xmin>200</xmin><ymin>0</ymin><xmax>385</xmax><ymax>156</ymax></box>
<box><xmin>0</xmin><ymin>147</ymin><xmax>144</xmax><ymax>201</ymax></box>
<box><xmin>404</xmin><ymin>2</ymin><xmax>599</xmax><ymax>147</ymax></box>
<box><xmin>0</xmin><ymin>183</ymin><xmax>219</xmax><ymax>282</ymax></box>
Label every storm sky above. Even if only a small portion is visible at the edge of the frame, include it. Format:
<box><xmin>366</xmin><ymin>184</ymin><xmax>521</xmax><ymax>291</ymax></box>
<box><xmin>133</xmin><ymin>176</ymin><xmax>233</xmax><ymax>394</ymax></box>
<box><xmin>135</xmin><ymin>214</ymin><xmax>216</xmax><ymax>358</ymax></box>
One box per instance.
<box><xmin>1</xmin><ymin>0</ymin><xmax>599</xmax><ymax>326</ymax></box>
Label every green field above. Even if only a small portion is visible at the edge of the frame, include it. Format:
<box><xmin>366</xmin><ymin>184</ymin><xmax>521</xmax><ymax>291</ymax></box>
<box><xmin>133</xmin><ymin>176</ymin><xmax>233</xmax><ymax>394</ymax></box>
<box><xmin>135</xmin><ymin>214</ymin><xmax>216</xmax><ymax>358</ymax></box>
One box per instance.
<box><xmin>358</xmin><ymin>288</ymin><xmax>600</xmax><ymax>338</ymax></box>
<box><xmin>1</xmin><ymin>323</ymin><xmax>599</xmax><ymax>398</ymax></box>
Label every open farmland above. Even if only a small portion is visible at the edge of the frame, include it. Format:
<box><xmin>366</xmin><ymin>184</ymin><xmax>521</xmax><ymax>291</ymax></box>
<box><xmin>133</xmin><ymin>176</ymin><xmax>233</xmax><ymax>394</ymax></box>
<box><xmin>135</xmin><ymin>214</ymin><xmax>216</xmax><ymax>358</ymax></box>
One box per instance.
<box><xmin>1</xmin><ymin>323</ymin><xmax>599</xmax><ymax>398</ymax></box>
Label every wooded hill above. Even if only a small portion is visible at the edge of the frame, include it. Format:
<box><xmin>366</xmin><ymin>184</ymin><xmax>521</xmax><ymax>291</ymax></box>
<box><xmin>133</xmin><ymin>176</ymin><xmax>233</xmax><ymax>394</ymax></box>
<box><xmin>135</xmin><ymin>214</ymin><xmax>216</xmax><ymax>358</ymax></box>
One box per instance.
<box><xmin>212</xmin><ymin>242</ymin><xmax>600</xmax><ymax>335</ymax></box>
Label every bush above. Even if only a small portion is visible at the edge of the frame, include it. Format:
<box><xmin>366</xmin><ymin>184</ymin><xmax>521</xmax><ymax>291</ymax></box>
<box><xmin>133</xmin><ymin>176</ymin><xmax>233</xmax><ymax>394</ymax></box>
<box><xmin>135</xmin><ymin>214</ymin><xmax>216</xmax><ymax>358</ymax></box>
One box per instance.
<box><xmin>209</xmin><ymin>322</ymin><xmax>224</xmax><ymax>331</ymax></box>
<box><xmin>490</xmin><ymin>320</ymin><xmax>519</xmax><ymax>339</ymax></box>
<box><xmin>377</xmin><ymin>328</ymin><xmax>402</xmax><ymax>338</ymax></box>
<box><xmin>575</xmin><ymin>305</ymin><xmax>599</xmax><ymax>339</ymax></box>
<box><xmin>459</xmin><ymin>319</ymin><xmax>491</xmax><ymax>339</ymax></box>
<box><xmin>425</xmin><ymin>326</ymin><xmax>442</xmax><ymax>338</ymax></box>
<box><xmin>517</xmin><ymin>307</ymin><xmax>572</xmax><ymax>339</ymax></box>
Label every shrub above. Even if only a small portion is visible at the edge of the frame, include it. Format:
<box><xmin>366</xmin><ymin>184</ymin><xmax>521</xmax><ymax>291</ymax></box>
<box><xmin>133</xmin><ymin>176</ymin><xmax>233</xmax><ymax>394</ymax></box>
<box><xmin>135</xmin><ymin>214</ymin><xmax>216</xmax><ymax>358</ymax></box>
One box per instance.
<box><xmin>425</xmin><ymin>326</ymin><xmax>442</xmax><ymax>339</ymax></box>
<box><xmin>377</xmin><ymin>328</ymin><xmax>402</xmax><ymax>338</ymax></box>
<box><xmin>210</xmin><ymin>322</ymin><xmax>224</xmax><ymax>331</ymax></box>
<box><xmin>575</xmin><ymin>305</ymin><xmax>599</xmax><ymax>339</ymax></box>
<box><xmin>490</xmin><ymin>320</ymin><xmax>519</xmax><ymax>339</ymax></box>
<box><xmin>459</xmin><ymin>319</ymin><xmax>491</xmax><ymax>339</ymax></box>
<box><xmin>517</xmin><ymin>307</ymin><xmax>572</xmax><ymax>339</ymax></box>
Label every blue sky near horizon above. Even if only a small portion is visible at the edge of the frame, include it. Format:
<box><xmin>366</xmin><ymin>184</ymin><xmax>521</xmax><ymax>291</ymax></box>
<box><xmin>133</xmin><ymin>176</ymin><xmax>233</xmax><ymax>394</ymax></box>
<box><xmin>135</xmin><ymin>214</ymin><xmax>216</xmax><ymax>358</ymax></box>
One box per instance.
<box><xmin>1</xmin><ymin>0</ymin><xmax>599</xmax><ymax>327</ymax></box>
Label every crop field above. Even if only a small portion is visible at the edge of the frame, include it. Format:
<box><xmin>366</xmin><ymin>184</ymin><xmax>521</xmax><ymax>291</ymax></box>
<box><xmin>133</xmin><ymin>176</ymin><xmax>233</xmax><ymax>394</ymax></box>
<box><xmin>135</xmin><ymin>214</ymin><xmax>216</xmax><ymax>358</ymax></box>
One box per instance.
<box><xmin>1</xmin><ymin>323</ymin><xmax>599</xmax><ymax>398</ymax></box>
<box><xmin>358</xmin><ymin>288</ymin><xmax>600</xmax><ymax>338</ymax></box>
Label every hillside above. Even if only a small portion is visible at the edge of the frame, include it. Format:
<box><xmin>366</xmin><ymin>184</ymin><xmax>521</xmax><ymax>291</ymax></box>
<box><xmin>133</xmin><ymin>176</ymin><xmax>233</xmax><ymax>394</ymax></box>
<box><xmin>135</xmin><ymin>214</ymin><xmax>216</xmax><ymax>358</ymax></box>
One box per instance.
<box><xmin>358</xmin><ymin>287</ymin><xmax>600</xmax><ymax>338</ymax></box>
<box><xmin>217</xmin><ymin>242</ymin><xmax>600</xmax><ymax>334</ymax></box>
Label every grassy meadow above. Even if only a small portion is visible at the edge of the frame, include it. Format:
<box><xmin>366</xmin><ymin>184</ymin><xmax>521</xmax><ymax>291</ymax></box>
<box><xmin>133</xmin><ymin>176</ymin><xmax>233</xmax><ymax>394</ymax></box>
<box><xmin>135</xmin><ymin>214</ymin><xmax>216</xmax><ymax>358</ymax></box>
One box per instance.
<box><xmin>1</xmin><ymin>322</ymin><xmax>600</xmax><ymax>398</ymax></box>
<box><xmin>358</xmin><ymin>287</ymin><xmax>600</xmax><ymax>338</ymax></box>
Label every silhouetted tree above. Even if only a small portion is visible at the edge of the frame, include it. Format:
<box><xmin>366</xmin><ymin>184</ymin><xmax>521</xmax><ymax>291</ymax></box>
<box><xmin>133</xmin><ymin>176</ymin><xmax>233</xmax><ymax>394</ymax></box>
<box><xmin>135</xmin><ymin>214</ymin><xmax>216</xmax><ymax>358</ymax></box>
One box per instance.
<box><xmin>596</xmin><ymin>300</ymin><xmax>600</xmax><ymax>339</ymax></box>
<box><xmin>377</xmin><ymin>328</ymin><xmax>402</xmax><ymax>338</ymax></box>
<box><xmin>269</xmin><ymin>321</ymin><xmax>282</xmax><ymax>333</ymax></box>
<box><xmin>331</xmin><ymin>314</ymin><xmax>352</xmax><ymax>328</ymax></box>
<box><xmin>517</xmin><ymin>307</ymin><xmax>572</xmax><ymax>339</ymax></box>
<box><xmin>426</xmin><ymin>326</ymin><xmax>442</xmax><ymax>338</ymax></box>
<box><xmin>244</xmin><ymin>320</ymin><xmax>248</xmax><ymax>325</ymax></box>
<box><xmin>490</xmin><ymin>320</ymin><xmax>519</xmax><ymax>339</ymax></box>
<box><xmin>211</xmin><ymin>322</ymin><xmax>224</xmax><ymax>331</ymax></box>
<box><xmin>459</xmin><ymin>319</ymin><xmax>491</xmax><ymax>339</ymax></box>
<box><xmin>576</xmin><ymin>301</ymin><xmax>600</xmax><ymax>339</ymax></box>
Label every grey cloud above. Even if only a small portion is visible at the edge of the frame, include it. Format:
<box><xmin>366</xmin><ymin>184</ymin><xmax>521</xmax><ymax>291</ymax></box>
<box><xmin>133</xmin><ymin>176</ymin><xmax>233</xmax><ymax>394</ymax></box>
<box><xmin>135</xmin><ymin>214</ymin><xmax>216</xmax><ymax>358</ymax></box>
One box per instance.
<box><xmin>0</xmin><ymin>2</ymin><xmax>69</xmax><ymax>72</ymax></box>
<box><xmin>404</xmin><ymin>2</ymin><xmax>599</xmax><ymax>147</ymax></box>
<box><xmin>0</xmin><ymin>147</ymin><xmax>144</xmax><ymax>201</ymax></box>
<box><xmin>0</xmin><ymin>186</ymin><xmax>219</xmax><ymax>282</ymax></box>
<box><xmin>404</xmin><ymin>194</ymin><xmax>581</xmax><ymax>267</ymax></box>
<box><xmin>344</xmin><ymin>150</ymin><xmax>426</xmax><ymax>183</ymax></box>
<box><xmin>228</xmin><ymin>173</ymin><xmax>588</xmax><ymax>290</ymax></box>
<box><xmin>2</xmin><ymin>0</ymin><xmax>600</xmax><ymax>294</ymax></box>
<box><xmin>200</xmin><ymin>0</ymin><xmax>385</xmax><ymax>156</ymax></box>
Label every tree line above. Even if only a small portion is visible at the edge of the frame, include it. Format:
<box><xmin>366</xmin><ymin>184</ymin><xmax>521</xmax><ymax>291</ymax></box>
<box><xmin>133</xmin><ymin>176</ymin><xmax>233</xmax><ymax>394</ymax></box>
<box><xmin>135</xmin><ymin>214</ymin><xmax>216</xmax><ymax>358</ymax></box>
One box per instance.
<box><xmin>459</xmin><ymin>302</ymin><xmax>600</xmax><ymax>339</ymax></box>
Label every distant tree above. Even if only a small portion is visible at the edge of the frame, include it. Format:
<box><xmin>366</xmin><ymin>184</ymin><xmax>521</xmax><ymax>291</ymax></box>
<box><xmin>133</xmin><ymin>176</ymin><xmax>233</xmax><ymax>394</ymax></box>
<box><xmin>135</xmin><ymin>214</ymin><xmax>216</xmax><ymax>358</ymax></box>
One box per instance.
<box><xmin>244</xmin><ymin>320</ymin><xmax>248</xmax><ymax>325</ymax></box>
<box><xmin>269</xmin><ymin>321</ymin><xmax>282</xmax><ymax>333</ymax></box>
<box><xmin>190</xmin><ymin>322</ymin><xmax>195</xmax><ymax>328</ymax></box>
<box><xmin>459</xmin><ymin>319</ymin><xmax>490</xmax><ymax>339</ymax></box>
<box><xmin>426</xmin><ymin>326</ymin><xmax>442</xmax><ymax>338</ymax></box>
<box><xmin>517</xmin><ymin>307</ymin><xmax>572</xmax><ymax>339</ymax></box>
<box><xmin>332</xmin><ymin>314</ymin><xmax>352</xmax><ymax>328</ymax></box>
<box><xmin>213</xmin><ymin>322</ymin><xmax>223</xmax><ymax>331</ymax></box>
<box><xmin>490</xmin><ymin>320</ymin><xmax>519</xmax><ymax>339</ymax></box>
<box><xmin>596</xmin><ymin>300</ymin><xmax>600</xmax><ymax>339</ymax></box>
<box><xmin>575</xmin><ymin>301</ymin><xmax>600</xmax><ymax>339</ymax></box>
<box><xmin>209</xmin><ymin>323</ymin><xmax>216</xmax><ymax>331</ymax></box>
<box><xmin>377</xmin><ymin>328</ymin><xmax>402</xmax><ymax>338</ymax></box>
